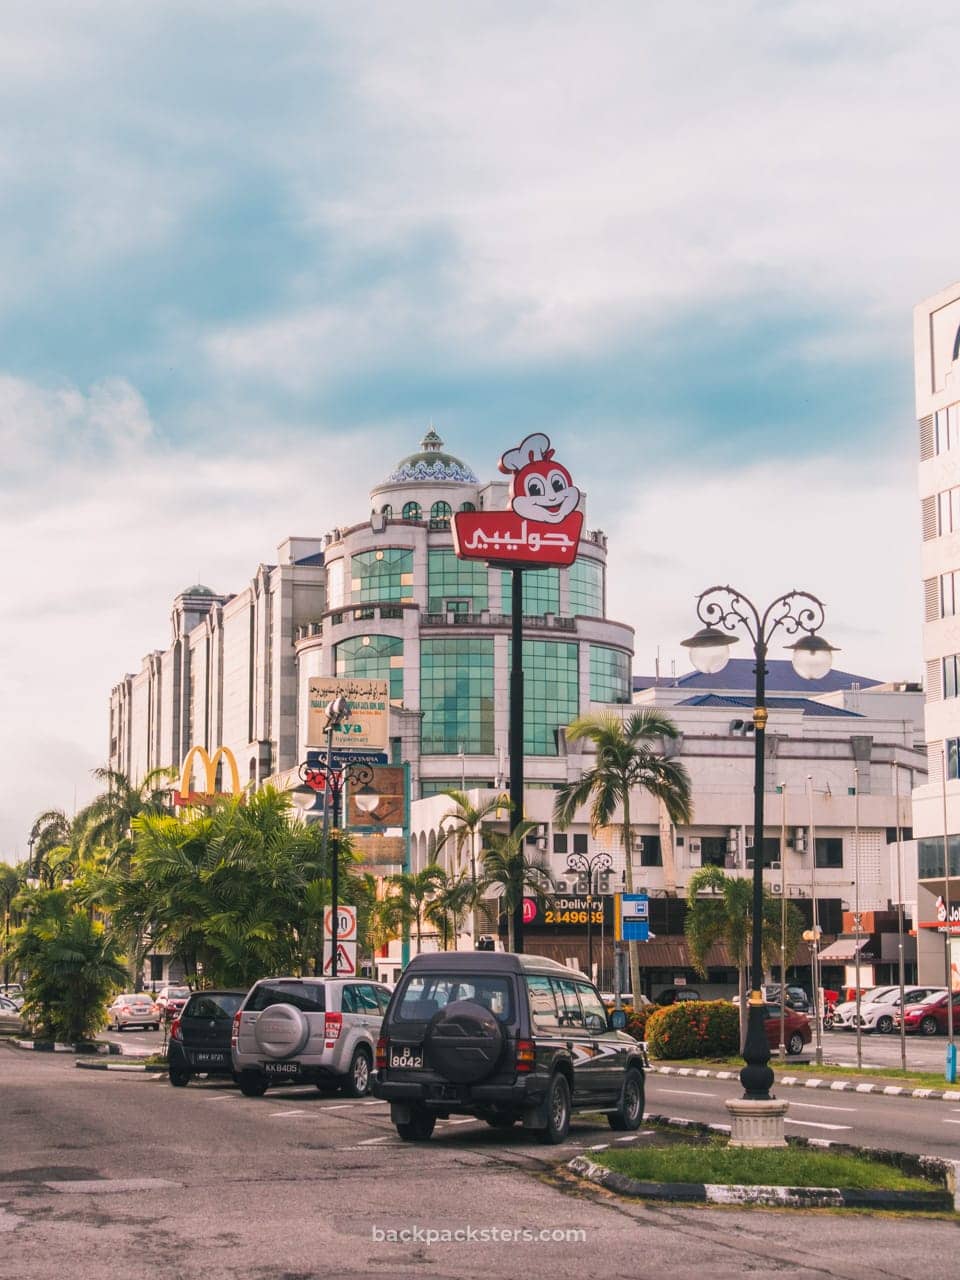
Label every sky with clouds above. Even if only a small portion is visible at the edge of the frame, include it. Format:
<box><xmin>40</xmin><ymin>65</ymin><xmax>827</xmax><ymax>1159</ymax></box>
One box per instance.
<box><xmin>2</xmin><ymin>1</ymin><xmax>956</xmax><ymax>858</ymax></box>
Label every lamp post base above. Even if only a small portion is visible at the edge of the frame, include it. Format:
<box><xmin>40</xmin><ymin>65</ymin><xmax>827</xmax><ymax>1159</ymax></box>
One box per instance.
<box><xmin>725</xmin><ymin>1098</ymin><xmax>789</xmax><ymax>1148</ymax></box>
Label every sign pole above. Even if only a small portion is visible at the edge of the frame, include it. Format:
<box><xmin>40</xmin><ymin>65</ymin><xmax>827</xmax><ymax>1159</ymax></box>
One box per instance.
<box><xmin>510</xmin><ymin>566</ymin><xmax>525</xmax><ymax>954</ymax></box>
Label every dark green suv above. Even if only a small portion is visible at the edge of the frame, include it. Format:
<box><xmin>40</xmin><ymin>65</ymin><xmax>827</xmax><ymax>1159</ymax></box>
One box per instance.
<box><xmin>373</xmin><ymin>952</ymin><xmax>646</xmax><ymax>1144</ymax></box>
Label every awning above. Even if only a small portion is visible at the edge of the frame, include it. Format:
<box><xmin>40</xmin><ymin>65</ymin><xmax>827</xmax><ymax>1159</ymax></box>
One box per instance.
<box><xmin>817</xmin><ymin>936</ymin><xmax>870</xmax><ymax>962</ymax></box>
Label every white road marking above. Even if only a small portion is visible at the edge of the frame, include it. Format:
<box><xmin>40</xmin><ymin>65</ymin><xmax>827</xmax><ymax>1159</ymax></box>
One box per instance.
<box><xmin>46</xmin><ymin>1178</ymin><xmax>180</xmax><ymax>1194</ymax></box>
<box><xmin>205</xmin><ymin>1094</ymin><xmax>236</xmax><ymax>1102</ymax></box>
<box><xmin>322</xmin><ymin>1103</ymin><xmax>355</xmax><ymax>1110</ymax></box>
<box><xmin>784</xmin><ymin>1119</ymin><xmax>851</xmax><ymax>1131</ymax></box>
<box><xmin>441</xmin><ymin>1117</ymin><xmax>476</xmax><ymax>1125</ymax></box>
<box><xmin>614</xmin><ymin>1135</ymin><xmax>642</xmax><ymax>1142</ymax></box>
<box><xmin>270</xmin><ymin>1110</ymin><xmax>308</xmax><ymax>1117</ymax></box>
<box><xmin>655</xmin><ymin>1088</ymin><xmax>718</xmax><ymax>1098</ymax></box>
<box><xmin>786</xmin><ymin>1100</ymin><xmax>857</xmax><ymax>1112</ymax></box>
<box><xmin>358</xmin><ymin>1136</ymin><xmax>393</xmax><ymax>1146</ymax></box>
<box><xmin>942</xmin><ymin>1119</ymin><xmax>960</xmax><ymax>1125</ymax></box>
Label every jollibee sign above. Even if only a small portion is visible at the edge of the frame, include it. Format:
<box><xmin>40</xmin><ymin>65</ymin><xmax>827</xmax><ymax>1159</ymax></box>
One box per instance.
<box><xmin>452</xmin><ymin>433</ymin><xmax>583</xmax><ymax>567</ymax></box>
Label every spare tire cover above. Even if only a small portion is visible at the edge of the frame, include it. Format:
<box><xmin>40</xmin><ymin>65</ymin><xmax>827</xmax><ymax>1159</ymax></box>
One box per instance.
<box><xmin>424</xmin><ymin>999</ymin><xmax>504</xmax><ymax>1084</ymax></box>
<box><xmin>253</xmin><ymin>1003</ymin><xmax>310</xmax><ymax>1059</ymax></box>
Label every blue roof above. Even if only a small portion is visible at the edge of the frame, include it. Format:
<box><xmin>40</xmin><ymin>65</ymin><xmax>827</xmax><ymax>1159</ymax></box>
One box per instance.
<box><xmin>294</xmin><ymin>552</ymin><xmax>325</xmax><ymax>566</ymax></box>
<box><xmin>634</xmin><ymin>658</ymin><xmax>881</xmax><ymax>695</ymax></box>
<box><xmin>678</xmin><ymin>694</ymin><xmax>863</xmax><ymax>718</ymax></box>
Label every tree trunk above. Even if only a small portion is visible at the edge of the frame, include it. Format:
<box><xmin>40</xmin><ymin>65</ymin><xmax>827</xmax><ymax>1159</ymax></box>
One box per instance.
<box><xmin>622</xmin><ymin>795</ymin><xmax>642</xmax><ymax>1005</ymax></box>
<box><xmin>658</xmin><ymin>798</ymin><xmax>678</xmax><ymax>897</ymax></box>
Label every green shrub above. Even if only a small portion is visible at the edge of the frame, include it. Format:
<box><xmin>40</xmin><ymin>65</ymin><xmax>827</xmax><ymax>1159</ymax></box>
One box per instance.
<box><xmin>645</xmin><ymin>999</ymin><xmax>740</xmax><ymax>1059</ymax></box>
<box><xmin>603</xmin><ymin>1002</ymin><xmax>656</xmax><ymax>1041</ymax></box>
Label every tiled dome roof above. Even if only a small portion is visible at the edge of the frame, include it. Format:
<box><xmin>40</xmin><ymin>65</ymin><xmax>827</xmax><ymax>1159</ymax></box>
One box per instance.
<box><xmin>387</xmin><ymin>428</ymin><xmax>478</xmax><ymax>484</ymax></box>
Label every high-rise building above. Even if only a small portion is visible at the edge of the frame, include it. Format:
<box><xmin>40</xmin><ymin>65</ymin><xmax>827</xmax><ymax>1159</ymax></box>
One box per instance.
<box><xmin>913</xmin><ymin>282</ymin><xmax>960</xmax><ymax>989</ymax></box>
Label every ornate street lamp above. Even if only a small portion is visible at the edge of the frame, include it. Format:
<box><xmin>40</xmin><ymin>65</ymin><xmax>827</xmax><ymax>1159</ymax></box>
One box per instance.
<box><xmin>565</xmin><ymin>850</ymin><xmax>613</xmax><ymax>982</ymax></box>
<box><xmin>298</xmin><ymin>696</ymin><xmax>375</xmax><ymax>977</ymax></box>
<box><xmin>682</xmin><ymin>586</ymin><xmax>837</xmax><ymax>1136</ymax></box>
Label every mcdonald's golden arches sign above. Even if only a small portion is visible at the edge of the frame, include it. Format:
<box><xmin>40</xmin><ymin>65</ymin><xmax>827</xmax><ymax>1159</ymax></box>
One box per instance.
<box><xmin>174</xmin><ymin>745</ymin><xmax>242</xmax><ymax>806</ymax></box>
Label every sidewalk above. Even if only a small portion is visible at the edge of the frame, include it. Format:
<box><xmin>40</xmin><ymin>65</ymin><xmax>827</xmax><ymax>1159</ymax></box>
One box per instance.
<box><xmin>649</xmin><ymin>1062</ymin><xmax>960</xmax><ymax>1102</ymax></box>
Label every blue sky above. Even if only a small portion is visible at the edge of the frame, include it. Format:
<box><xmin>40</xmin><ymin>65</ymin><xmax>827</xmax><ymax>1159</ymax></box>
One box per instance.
<box><xmin>2</xmin><ymin>1</ymin><xmax>956</xmax><ymax>855</ymax></box>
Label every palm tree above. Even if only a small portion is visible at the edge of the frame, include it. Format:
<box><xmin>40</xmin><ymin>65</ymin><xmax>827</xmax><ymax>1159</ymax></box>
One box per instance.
<box><xmin>385</xmin><ymin>865</ymin><xmax>446</xmax><ymax>954</ymax></box>
<box><xmin>424</xmin><ymin>870</ymin><xmax>475</xmax><ymax>950</ymax></box>
<box><xmin>74</xmin><ymin>766</ymin><xmax>176</xmax><ymax>868</ymax></box>
<box><xmin>684</xmin><ymin>865</ymin><xmax>804</xmax><ymax>1044</ymax></box>
<box><xmin>434</xmin><ymin>790</ymin><xmax>509</xmax><ymax>943</ymax></box>
<box><xmin>553</xmin><ymin>708</ymin><xmax>693</xmax><ymax>1003</ymax></box>
<box><xmin>27</xmin><ymin>810</ymin><xmax>74</xmax><ymax>886</ymax></box>
<box><xmin>1</xmin><ymin>862</ymin><xmax>23</xmax><ymax>985</ymax></box>
<box><xmin>479</xmin><ymin>822</ymin><xmax>554</xmax><ymax>951</ymax></box>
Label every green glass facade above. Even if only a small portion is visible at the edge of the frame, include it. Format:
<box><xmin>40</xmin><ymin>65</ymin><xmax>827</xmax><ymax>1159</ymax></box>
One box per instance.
<box><xmin>335</xmin><ymin>635</ymin><xmax>404</xmax><ymax>702</ymax></box>
<box><xmin>427</xmin><ymin>550</ymin><xmax>489</xmax><ymax>614</ymax></box>
<box><xmin>501</xmin><ymin>568</ymin><xmax>559</xmax><ymax>616</ymax></box>
<box><xmin>590</xmin><ymin>644</ymin><xmax>631</xmax><ymax>702</ymax></box>
<box><xmin>508</xmin><ymin>639</ymin><xmax>579</xmax><ymax>755</ymax></box>
<box><xmin>420</xmin><ymin>638</ymin><xmax>495</xmax><ymax>754</ymax></box>
<box><xmin>351</xmin><ymin>549</ymin><xmax>414</xmax><ymax>604</ymax></box>
<box><xmin>570</xmin><ymin>557</ymin><xmax>603</xmax><ymax>616</ymax></box>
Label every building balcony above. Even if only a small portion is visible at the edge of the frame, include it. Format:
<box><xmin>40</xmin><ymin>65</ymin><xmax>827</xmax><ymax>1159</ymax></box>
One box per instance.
<box><xmin>421</xmin><ymin>611</ymin><xmax>577</xmax><ymax>631</ymax></box>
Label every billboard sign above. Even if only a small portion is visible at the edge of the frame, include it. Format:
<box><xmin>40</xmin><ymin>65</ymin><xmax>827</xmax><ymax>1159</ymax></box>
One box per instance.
<box><xmin>174</xmin><ymin>745</ymin><xmax>242</xmax><ymax>806</ymax></box>
<box><xmin>452</xmin><ymin>433</ymin><xmax>583</xmax><ymax>568</ymax></box>
<box><xmin>520</xmin><ymin>895</ymin><xmax>612</xmax><ymax>930</ymax></box>
<box><xmin>307</xmin><ymin>677</ymin><xmax>389</xmax><ymax>750</ymax></box>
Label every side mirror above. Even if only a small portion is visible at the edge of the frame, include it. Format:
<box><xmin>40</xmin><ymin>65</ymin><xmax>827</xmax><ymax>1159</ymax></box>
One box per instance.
<box><xmin>609</xmin><ymin>1009</ymin><xmax>627</xmax><ymax>1031</ymax></box>
<box><xmin>585</xmin><ymin>1012</ymin><xmax>606</xmax><ymax>1034</ymax></box>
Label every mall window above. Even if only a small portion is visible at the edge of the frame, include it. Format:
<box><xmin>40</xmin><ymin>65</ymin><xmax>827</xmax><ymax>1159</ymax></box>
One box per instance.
<box><xmin>937</xmin><ymin>487</ymin><xmax>960</xmax><ymax>536</ymax></box>
<box><xmin>572</xmin><ymin>833</ymin><xmax>588</xmax><ymax>855</ymax></box>
<box><xmin>943</xmin><ymin>653</ymin><xmax>960</xmax><ymax>700</ymax></box>
<box><xmin>326</xmin><ymin>559</ymin><xmax>345</xmax><ymax>610</ymax></box>
<box><xmin>748</xmin><ymin>837</ymin><xmax>782</xmax><ymax>868</ymax></box>
<box><xmin>590</xmin><ymin>645</ymin><xmax>631</xmax><ymax>702</ymax></box>
<box><xmin>460</xmin><ymin>501</ymin><xmax>476</xmax><ymax>512</ymax></box>
<box><xmin>638</xmin><ymin>835</ymin><xmax>662</xmax><ymax>867</ymax></box>
<box><xmin>380</xmin><ymin>504</ymin><xmax>393</xmax><ymax>519</ymax></box>
<box><xmin>427</xmin><ymin>550</ymin><xmax>488</xmax><ymax>614</ymax></box>
<box><xmin>501</xmin><ymin>568</ymin><xmax>559</xmax><ymax>617</ymax></box>
<box><xmin>700</xmin><ymin>836</ymin><xmax>728</xmax><ymax>868</ymax></box>
<box><xmin>335</xmin><ymin>635</ymin><xmax>404</xmax><ymax>703</ymax></box>
<box><xmin>941</xmin><ymin>571</ymin><xmax>960</xmax><ymax>618</ymax></box>
<box><xmin>553</xmin><ymin>833</ymin><xmax>568</xmax><ymax>854</ymax></box>
<box><xmin>814</xmin><ymin>837</ymin><xmax>843</xmax><ymax>869</ymax></box>
<box><xmin>935</xmin><ymin>404</ymin><xmax>960</xmax><ymax>455</ymax></box>
<box><xmin>430</xmin><ymin>500</ymin><xmax>452</xmax><ymax>530</ymax></box>
<box><xmin>402</xmin><ymin>501</ymin><xmax>422</xmax><ymax>522</ymax></box>
<box><xmin>420</xmin><ymin>638</ymin><xmax>495</xmax><ymax>754</ymax></box>
<box><xmin>350</xmin><ymin>549</ymin><xmax>414</xmax><ymax>604</ymax></box>
<box><xmin>948</xmin><ymin>738</ymin><xmax>960</xmax><ymax>781</ymax></box>
<box><xmin>507</xmin><ymin>639</ymin><xmax>578</xmax><ymax>755</ymax></box>
<box><xmin>569</xmin><ymin>558</ymin><xmax>603</xmax><ymax>616</ymax></box>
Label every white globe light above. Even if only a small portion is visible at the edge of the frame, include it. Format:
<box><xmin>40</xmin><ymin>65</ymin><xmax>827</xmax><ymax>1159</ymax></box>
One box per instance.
<box><xmin>787</xmin><ymin>634</ymin><xmax>836</xmax><ymax>681</ymax></box>
<box><xmin>681</xmin><ymin>626</ymin><xmax>736</xmax><ymax>675</ymax></box>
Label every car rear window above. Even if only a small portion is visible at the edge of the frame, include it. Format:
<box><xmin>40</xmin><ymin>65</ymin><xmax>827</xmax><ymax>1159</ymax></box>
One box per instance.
<box><xmin>245</xmin><ymin>981</ymin><xmax>325</xmax><ymax>1013</ymax></box>
<box><xmin>395</xmin><ymin>974</ymin><xmax>514</xmax><ymax>1023</ymax></box>
<box><xmin>184</xmin><ymin>993</ymin><xmax>244</xmax><ymax>1020</ymax></box>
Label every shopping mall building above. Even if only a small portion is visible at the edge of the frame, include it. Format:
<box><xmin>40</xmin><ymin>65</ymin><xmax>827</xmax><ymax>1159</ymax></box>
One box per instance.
<box><xmin>110</xmin><ymin>429</ymin><xmax>927</xmax><ymax>996</ymax></box>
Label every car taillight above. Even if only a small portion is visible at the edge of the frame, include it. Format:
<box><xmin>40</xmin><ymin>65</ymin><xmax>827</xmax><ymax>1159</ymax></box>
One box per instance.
<box><xmin>232</xmin><ymin>1008</ymin><xmax>242</xmax><ymax>1047</ymax></box>
<box><xmin>376</xmin><ymin>1037</ymin><xmax>387</xmax><ymax>1070</ymax></box>
<box><xmin>515</xmin><ymin>1039</ymin><xmax>535</xmax><ymax>1073</ymax></box>
<box><xmin>324</xmin><ymin>1012</ymin><xmax>342</xmax><ymax>1041</ymax></box>
<box><xmin>170</xmin><ymin>1017</ymin><xmax>182</xmax><ymax>1042</ymax></box>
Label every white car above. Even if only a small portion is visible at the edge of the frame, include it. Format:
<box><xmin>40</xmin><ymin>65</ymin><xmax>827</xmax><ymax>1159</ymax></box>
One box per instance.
<box><xmin>837</xmin><ymin>986</ymin><xmax>947</xmax><ymax>1034</ymax></box>
<box><xmin>106</xmin><ymin>993</ymin><xmax>161</xmax><ymax>1031</ymax></box>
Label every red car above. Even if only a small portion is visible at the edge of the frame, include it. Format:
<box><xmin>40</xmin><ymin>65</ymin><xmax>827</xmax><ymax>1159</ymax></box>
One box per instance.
<box><xmin>762</xmin><ymin>1004</ymin><xmax>812</xmax><ymax>1056</ymax></box>
<box><xmin>155</xmin><ymin>985</ymin><xmax>192</xmax><ymax>1021</ymax></box>
<box><xmin>896</xmin><ymin>990</ymin><xmax>960</xmax><ymax>1035</ymax></box>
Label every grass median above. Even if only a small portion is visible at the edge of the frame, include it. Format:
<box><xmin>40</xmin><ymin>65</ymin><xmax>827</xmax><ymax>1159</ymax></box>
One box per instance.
<box><xmin>652</xmin><ymin>1056</ymin><xmax>958</xmax><ymax>1091</ymax></box>
<box><xmin>595</xmin><ymin>1134</ymin><xmax>935</xmax><ymax>1192</ymax></box>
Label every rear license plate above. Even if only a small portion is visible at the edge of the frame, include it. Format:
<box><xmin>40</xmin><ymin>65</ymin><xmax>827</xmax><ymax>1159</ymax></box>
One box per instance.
<box><xmin>390</xmin><ymin>1046</ymin><xmax>423</xmax><ymax>1069</ymax></box>
<box><xmin>193</xmin><ymin>1051</ymin><xmax>227</xmax><ymax>1065</ymax></box>
<box><xmin>263</xmin><ymin>1061</ymin><xmax>299</xmax><ymax>1076</ymax></box>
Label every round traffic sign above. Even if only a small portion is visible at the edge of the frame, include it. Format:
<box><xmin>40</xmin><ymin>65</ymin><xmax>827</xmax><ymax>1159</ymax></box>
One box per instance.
<box><xmin>324</xmin><ymin>905</ymin><xmax>357</xmax><ymax>940</ymax></box>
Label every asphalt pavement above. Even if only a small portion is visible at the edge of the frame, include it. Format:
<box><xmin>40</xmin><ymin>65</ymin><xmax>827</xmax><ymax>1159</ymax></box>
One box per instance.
<box><xmin>2</xmin><ymin>1043</ymin><xmax>960</xmax><ymax>1280</ymax></box>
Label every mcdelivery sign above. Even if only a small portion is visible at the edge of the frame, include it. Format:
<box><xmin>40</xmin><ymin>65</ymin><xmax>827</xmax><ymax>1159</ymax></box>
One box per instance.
<box><xmin>452</xmin><ymin>433</ymin><xmax>583</xmax><ymax>567</ymax></box>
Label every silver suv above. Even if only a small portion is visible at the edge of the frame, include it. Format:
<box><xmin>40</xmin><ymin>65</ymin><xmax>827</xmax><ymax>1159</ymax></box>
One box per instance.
<box><xmin>231</xmin><ymin>977</ymin><xmax>391</xmax><ymax>1098</ymax></box>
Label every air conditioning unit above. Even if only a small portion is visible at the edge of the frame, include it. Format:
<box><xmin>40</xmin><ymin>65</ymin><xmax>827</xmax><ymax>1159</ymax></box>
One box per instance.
<box><xmin>688</xmin><ymin>839</ymin><xmax>701</xmax><ymax>854</ymax></box>
<box><xmin>535</xmin><ymin>837</ymin><xmax>547</xmax><ymax>851</ymax></box>
<box><xmin>771</xmin><ymin>883</ymin><xmax>782</xmax><ymax>895</ymax></box>
<box><xmin>598</xmin><ymin>871</ymin><xmax>612</xmax><ymax>891</ymax></box>
<box><xmin>793</xmin><ymin>827</ymin><xmax>807</xmax><ymax>853</ymax></box>
<box><xmin>745</xmin><ymin>859</ymin><xmax>755</xmax><ymax>870</ymax></box>
<box><xmin>770</xmin><ymin>860</ymin><xmax>782</xmax><ymax>870</ymax></box>
<box><xmin>555</xmin><ymin>878</ymin><xmax>569</xmax><ymax>893</ymax></box>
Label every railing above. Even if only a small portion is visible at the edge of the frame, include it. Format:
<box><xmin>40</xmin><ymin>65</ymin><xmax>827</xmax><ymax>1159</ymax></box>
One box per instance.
<box><xmin>421</xmin><ymin>612</ymin><xmax>576</xmax><ymax>631</ymax></box>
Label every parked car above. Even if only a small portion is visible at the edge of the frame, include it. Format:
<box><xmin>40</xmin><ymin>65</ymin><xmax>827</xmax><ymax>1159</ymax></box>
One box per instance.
<box><xmin>0</xmin><ymin>985</ymin><xmax>24</xmax><ymax>1010</ymax></box>
<box><xmin>232</xmin><ymin>977</ymin><xmax>393</xmax><ymax>1098</ymax></box>
<box><xmin>654</xmin><ymin>987</ymin><xmax>702</xmax><ymax>1006</ymax></box>
<box><xmin>600</xmin><ymin>992</ymin><xmax>652</xmax><ymax>1008</ymax></box>
<box><xmin>830</xmin><ymin>986</ymin><xmax>901</xmax><ymax>1031</ymax></box>
<box><xmin>895</xmin><ymin>990</ymin><xmax>960</xmax><ymax>1035</ymax></box>
<box><xmin>168</xmin><ymin>990</ymin><xmax>246</xmax><ymax>1087</ymax></box>
<box><xmin>761</xmin><ymin>984</ymin><xmax>812</xmax><ymax>1013</ymax></box>
<box><xmin>106</xmin><ymin>993</ymin><xmax>161</xmax><ymax>1031</ymax></box>
<box><xmin>373</xmin><ymin>951</ymin><xmax>647</xmax><ymax>1144</ymax></box>
<box><xmin>0</xmin><ymin>995</ymin><xmax>27</xmax><ymax>1035</ymax></box>
<box><xmin>155</xmin><ymin>986</ymin><xmax>192</xmax><ymax>1021</ymax></box>
<box><xmin>833</xmin><ymin>987</ymin><xmax>946</xmax><ymax>1034</ymax></box>
<box><xmin>761</xmin><ymin>1004</ymin><xmax>812</xmax><ymax>1055</ymax></box>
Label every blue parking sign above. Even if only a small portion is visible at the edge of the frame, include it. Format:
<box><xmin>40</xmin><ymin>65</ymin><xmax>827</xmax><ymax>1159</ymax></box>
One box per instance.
<box><xmin>616</xmin><ymin>893</ymin><xmax>649</xmax><ymax>942</ymax></box>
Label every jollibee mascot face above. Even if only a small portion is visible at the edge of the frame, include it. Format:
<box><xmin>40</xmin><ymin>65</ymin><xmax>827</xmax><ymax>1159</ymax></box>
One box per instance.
<box><xmin>499</xmin><ymin>433</ymin><xmax>580</xmax><ymax>525</ymax></box>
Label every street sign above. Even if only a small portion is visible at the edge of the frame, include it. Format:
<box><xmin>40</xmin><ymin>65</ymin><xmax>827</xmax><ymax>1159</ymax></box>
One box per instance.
<box><xmin>322</xmin><ymin>941</ymin><xmax>357</xmax><ymax>976</ymax></box>
<box><xmin>615</xmin><ymin>893</ymin><xmax>650</xmax><ymax>942</ymax></box>
<box><xmin>324</xmin><ymin>905</ymin><xmax>357</xmax><ymax>941</ymax></box>
<box><xmin>306</xmin><ymin>749</ymin><xmax>389</xmax><ymax>769</ymax></box>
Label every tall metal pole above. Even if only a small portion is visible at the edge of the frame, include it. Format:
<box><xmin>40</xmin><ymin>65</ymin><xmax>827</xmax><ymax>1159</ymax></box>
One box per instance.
<box><xmin>895</xmin><ymin>763</ymin><xmax>907</xmax><ymax>1072</ymax></box>
<box><xmin>510</xmin><ymin>567</ymin><xmax>525</xmax><ymax>953</ymax></box>
<box><xmin>853</xmin><ymin>767</ymin><xmax>862</xmax><ymax>1071</ymax></box>
<box><xmin>940</xmin><ymin>749</ymin><xmax>956</xmax><ymax>1061</ymax></box>
<box><xmin>323</xmin><ymin>719</ymin><xmax>339</xmax><ymax>977</ymax></box>
<box><xmin>778</xmin><ymin>781</ymin><xmax>787</xmax><ymax>1060</ymax></box>
<box><xmin>807</xmin><ymin>776</ymin><xmax>823</xmax><ymax>1066</ymax></box>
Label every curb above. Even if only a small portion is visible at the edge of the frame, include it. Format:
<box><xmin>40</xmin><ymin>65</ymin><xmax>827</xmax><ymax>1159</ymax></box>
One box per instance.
<box><xmin>10</xmin><ymin>1039</ymin><xmax>121</xmax><ymax>1056</ymax></box>
<box><xmin>75</xmin><ymin>1059</ymin><xmax>164</xmax><ymax>1073</ymax></box>
<box><xmin>649</xmin><ymin>1064</ymin><xmax>960</xmax><ymax>1103</ymax></box>
<box><xmin>567</xmin><ymin>1152</ymin><xmax>954</xmax><ymax>1212</ymax></box>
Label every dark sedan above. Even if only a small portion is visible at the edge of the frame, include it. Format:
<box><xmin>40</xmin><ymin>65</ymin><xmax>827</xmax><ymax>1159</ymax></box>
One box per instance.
<box><xmin>168</xmin><ymin>990</ymin><xmax>246</xmax><ymax>1086</ymax></box>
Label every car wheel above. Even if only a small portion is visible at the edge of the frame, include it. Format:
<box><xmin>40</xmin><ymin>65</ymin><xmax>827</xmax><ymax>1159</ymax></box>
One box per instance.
<box><xmin>113</xmin><ymin>1019</ymin><xmax>122</xmax><ymax>1032</ymax></box>
<box><xmin>169</xmin><ymin>1067</ymin><xmax>191</xmax><ymax>1088</ymax></box>
<box><xmin>238</xmin><ymin>1071</ymin><xmax>269</xmax><ymax>1097</ymax></box>
<box><xmin>607</xmin><ymin>1068</ymin><xmax>644</xmax><ymax>1132</ymax></box>
<box><xmin>787</xmin><ymin>1032</ymin><xmax>805</xmax><ymax>1055</ymax></box>
<box><xmin>921</xmin><ymin>1016</ymin><xmax>940</xmax><ymax>1036</ymax></box>
<box><xmin>876</xmin><ymin>1015</ymin><xmax>894</xmax><ymax>1034</ymax></box>
<box><xmin>342</xmin><ymin>1047</ymin><xmax>372</xmax><ymax>1098</ymax></box>
<box><xmin>536</xmin><ymin>1073</ymin><xmax>571</xmax><ymax>1145</ymax></box>
<box><xmin>396</xmin><ymin>1107</ymin><xmax>436</xmax><ymax>1142</ymax></box>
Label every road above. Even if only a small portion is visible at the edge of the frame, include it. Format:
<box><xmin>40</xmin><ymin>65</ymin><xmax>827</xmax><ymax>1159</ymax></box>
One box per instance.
<box><xmin>2</xmin><ymin>1044</ymin><xmax>960</xmax><ymax>1280</ymax></box>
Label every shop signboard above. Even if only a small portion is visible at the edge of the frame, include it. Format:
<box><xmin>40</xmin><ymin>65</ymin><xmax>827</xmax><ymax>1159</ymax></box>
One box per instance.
<box><xmin>307</xmin><ymin>677</ymin><xmax>389</xmax><ymax>750</ymax></box>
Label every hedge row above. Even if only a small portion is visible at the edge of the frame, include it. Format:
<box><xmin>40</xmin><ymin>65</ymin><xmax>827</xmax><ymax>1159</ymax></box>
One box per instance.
<box><xmin>608</xmin><ymin>1000</ymin><xmax>741</xmax><ymax>1059</ymax></box>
